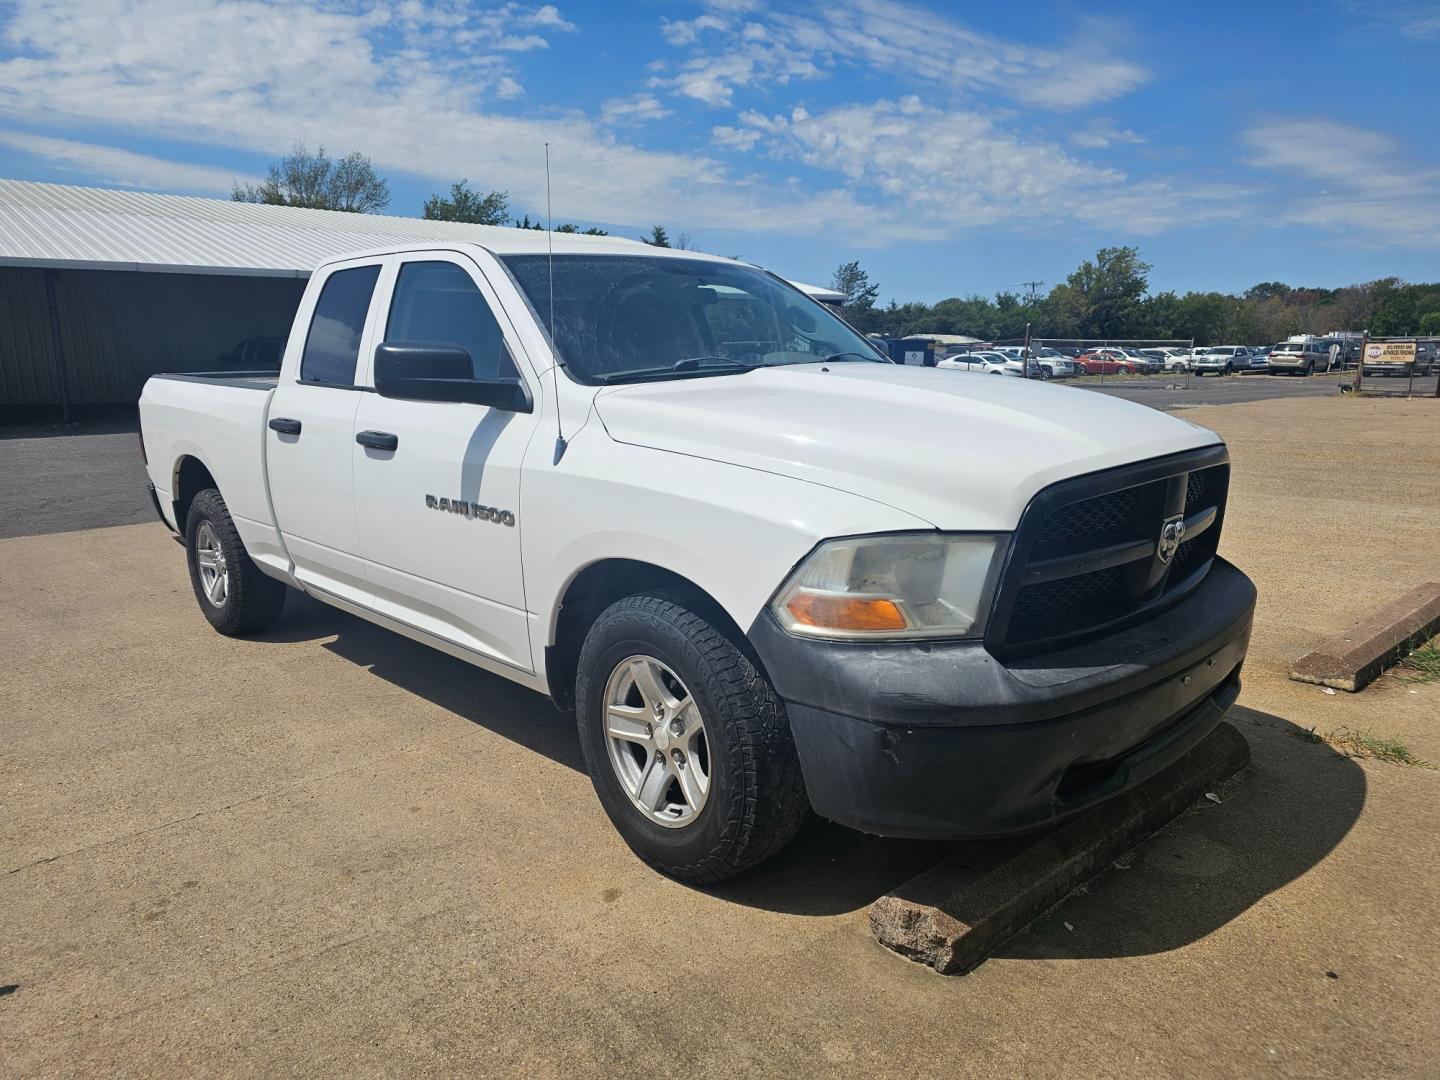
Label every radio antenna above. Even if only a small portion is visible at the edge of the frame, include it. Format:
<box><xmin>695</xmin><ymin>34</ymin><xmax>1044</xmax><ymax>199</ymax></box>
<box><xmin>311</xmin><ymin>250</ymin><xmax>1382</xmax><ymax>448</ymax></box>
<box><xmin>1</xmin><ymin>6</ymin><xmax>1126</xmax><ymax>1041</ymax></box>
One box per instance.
<box><xmin>546</xmin><ymin>142</ymin><xmax>567</xmax><ymax>464</ymax></box>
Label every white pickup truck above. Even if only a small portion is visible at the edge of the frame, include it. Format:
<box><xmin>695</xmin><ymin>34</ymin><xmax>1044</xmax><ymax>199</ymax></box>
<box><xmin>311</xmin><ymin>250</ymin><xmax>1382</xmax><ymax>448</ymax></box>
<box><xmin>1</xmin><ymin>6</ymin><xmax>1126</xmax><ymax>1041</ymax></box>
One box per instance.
<box><xmin>139</xmin><ymin>238</ymin><xmax>1255</xmax><ymax>882</ymax></box>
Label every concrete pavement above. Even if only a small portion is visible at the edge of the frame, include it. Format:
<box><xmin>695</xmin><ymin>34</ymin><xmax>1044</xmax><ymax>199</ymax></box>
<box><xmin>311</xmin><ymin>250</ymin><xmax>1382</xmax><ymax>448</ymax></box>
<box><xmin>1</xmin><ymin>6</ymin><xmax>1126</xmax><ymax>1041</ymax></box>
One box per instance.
<box><xmin>3</xmin><ymin>521</ymin><xmax>1438</xmax><ymax>1077</ymax></box>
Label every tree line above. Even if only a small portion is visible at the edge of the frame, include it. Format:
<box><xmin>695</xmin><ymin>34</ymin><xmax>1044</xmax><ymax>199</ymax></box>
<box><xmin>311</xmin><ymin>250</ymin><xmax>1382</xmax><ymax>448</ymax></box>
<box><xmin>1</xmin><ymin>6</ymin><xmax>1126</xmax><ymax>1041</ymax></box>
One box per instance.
<box><xmin>232</xmin><ymin>143</ymin><xmax>673</xmax><ymax>242</ymax></box>
<box><xmin>830</xmin><ymin>249</ymin><xmax>1440</xmax><ymax>344</ymax></box>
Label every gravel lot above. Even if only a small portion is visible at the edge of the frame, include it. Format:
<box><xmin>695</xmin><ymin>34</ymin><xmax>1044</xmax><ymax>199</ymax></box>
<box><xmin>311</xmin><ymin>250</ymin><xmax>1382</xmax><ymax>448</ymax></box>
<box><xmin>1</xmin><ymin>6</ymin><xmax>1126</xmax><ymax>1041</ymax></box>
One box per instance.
<box><xmin>2</xmin><ymin>394</ymin><xmax>1438</xmax><ymax>1077</ymax></box>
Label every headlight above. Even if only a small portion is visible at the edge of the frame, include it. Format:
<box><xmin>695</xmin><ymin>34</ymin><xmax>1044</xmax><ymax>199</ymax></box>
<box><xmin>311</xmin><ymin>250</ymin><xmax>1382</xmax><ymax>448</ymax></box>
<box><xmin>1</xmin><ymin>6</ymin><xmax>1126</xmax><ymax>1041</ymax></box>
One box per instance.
<box><xmin>771</xmin><ymin>532</ymin><xmax>1008</xmax><ymax>640</ymax></box>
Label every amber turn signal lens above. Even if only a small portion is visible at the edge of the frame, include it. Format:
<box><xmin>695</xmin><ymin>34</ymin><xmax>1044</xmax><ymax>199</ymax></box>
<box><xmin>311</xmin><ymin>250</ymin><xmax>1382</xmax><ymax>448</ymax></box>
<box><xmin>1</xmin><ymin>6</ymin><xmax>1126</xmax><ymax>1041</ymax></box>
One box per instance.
<box><xmin>785</xmin><ymin>592</ymin><xmax>907</xmax><ymax>632</ymax></box>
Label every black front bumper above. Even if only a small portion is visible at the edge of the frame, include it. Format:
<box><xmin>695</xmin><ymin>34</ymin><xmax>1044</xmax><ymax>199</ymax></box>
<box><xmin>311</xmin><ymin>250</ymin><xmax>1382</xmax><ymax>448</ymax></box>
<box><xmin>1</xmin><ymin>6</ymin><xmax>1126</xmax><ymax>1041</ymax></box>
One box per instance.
<box><xmin>748</xmin><ymin>558</ymin><xmax>1255</xmax><ymax>839</ymax></box>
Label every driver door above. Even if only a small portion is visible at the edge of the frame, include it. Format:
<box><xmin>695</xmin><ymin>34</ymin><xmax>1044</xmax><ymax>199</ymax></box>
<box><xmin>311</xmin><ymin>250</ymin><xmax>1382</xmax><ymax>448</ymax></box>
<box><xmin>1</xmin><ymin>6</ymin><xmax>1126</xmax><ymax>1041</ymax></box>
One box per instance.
<box><xmin>350</xmin><ymin>252</ymin><xmax>539</xmax><ymax>674</ymax></box>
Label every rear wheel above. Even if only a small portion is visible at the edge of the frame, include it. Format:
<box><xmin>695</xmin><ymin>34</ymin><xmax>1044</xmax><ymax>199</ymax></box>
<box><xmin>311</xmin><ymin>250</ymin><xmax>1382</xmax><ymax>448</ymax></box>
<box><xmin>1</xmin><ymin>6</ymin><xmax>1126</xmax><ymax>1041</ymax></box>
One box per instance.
<box><xmin>185</xmin><ymin>488</ymin><xmax>287</xmax><ymax>635</ymax></box>
<box><xmin>575</xmin><ymin>592</ymin><xmax>808</xmax><ymax>883</ymax></box>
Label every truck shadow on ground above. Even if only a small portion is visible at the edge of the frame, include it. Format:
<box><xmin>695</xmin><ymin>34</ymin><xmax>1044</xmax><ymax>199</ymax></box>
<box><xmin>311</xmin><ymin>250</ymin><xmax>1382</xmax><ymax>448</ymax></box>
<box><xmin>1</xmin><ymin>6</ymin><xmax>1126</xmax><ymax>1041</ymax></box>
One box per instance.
<box><xmin>258</xmin><ymin>597</ymin><xmax>1366</xmax><ymax>937</ymax></box>
<box><xmin>988</xmin><ymin>706</ymin><xmax>1366</xmax><ymax>963</ymax></box>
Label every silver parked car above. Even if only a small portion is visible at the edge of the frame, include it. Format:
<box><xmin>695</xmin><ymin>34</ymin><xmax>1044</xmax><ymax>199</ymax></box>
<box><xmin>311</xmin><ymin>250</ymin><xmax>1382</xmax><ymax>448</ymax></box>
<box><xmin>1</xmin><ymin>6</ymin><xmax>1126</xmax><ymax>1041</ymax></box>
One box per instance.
<box><xmin>1192</xmin><ymin>346</ymin><xmax>1250</xmax><ymax>376</ymax></box>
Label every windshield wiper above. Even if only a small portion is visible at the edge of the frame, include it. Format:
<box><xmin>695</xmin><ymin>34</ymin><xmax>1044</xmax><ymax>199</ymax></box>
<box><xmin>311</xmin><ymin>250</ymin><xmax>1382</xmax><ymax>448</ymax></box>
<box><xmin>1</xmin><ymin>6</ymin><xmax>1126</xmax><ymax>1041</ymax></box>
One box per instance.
<box><xmin>594</xmin><ymin>356</ymin><xmax>760</xmax><ymax>384</ymax></box>
<box><xmin>671</xmin><ymin>355</ymin><xmax>757</xmax><ymax>372</ymax></box>
<box><xmin>819</xmin><ymin>351</ymin><xmax>884</xmax><ymax>364</ymax></box>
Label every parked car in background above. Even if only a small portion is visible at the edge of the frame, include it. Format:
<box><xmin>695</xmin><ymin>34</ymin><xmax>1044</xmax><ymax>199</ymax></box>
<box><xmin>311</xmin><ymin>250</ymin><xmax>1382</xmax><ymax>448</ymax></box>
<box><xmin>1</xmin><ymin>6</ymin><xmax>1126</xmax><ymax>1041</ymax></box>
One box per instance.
<box><xmin>936</xmin><ymin>351</ymin><xmax>1021</xmax><ymax>376</ymax></box>
<box><xmin>1117</xmin><ymin>348</ymin><xmax>1161</xmax><ymax>374</ymax></box>
<box><xmin>1030</xmin><ymin>347</ymin><xmax>1076</xmax><ymax>378</ymax></box>
<box><xmin>1243</xmin><ymin>348</ymin><xmax>1271</xmax><ymax>373</ymax></box>
<box><xmin>1075</xmin><ymin>349</ymin><xmax>1142</xmax><ymax>375</ymax></box>
<box><xmin>1139</xmin><ymin>347</ymin><xmax>1191</xmax><ymax>372</ymax></box>
<box><xmin>1267</xmin><ymin>341</ymin><xmax>1331</xmax><ymax>375</ymax></box>
<box><xmin>1192</xmin><ymin>346</ymin><xmax>1249</xmax><ymax>376</ymax></box>
<box><xmin>215</xmin><ymin>335</ymin><xmax>286</xmax><ymax>372</ymax></box>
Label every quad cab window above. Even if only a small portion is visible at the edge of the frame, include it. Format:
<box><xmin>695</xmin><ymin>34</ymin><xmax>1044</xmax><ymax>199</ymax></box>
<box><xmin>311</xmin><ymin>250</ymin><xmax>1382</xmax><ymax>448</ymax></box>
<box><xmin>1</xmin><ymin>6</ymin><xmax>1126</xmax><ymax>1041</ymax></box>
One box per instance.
<box><xmin>299</xmin><ymin>264</ymin><xmax>381</xmax><ymax>386</ymax></box>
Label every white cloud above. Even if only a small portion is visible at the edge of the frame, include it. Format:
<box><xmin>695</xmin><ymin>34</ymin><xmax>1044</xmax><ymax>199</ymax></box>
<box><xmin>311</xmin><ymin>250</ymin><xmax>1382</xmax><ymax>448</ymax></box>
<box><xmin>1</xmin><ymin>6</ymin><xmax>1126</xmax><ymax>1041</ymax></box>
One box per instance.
<box><xmin>0</xmin><ymin>130</ymin><xmax>254</xmax><ymax>193</ymax></box>
<box><xmin>1334</xmin><ymin>1</ymin><xmax>1440</xmax><ymax>40</ymax></box>
<box><xmin>1242</xmin><ymin>119</ymin><xmax>1440</xmax><ymax>243</ymax></box>
<box><xmin>727</xmin><ymin>97</ymin><xmax>1244</xmax><ymax>234</ymax></box>
<box><xmin>649</xmin><ymin>0</ymin><xmax>1148</xmax><ymax>112</ymax></box>
<box><xmin>1070</xmin><ymin>122</ymin><xmax>1146</xmax><ymax>149</ymax></box>
<box><xmin>710</xmin><ymin>125</ymin><xmax>761</xmax><ymax>151</ymax></box>
<box><xmin>600</xmin><ymin>93</ymin><xmax>671</xmax><ymax>125</ymax></box>
<box><xmin>0</xmin><ymin>0</ymin><xmax>899</xmax><ymax>239</ymax></box>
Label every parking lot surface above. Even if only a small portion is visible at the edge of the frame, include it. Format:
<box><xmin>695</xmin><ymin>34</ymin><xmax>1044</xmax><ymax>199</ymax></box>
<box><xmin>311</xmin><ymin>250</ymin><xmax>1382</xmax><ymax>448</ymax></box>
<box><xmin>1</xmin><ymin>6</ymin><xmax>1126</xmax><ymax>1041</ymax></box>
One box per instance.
<box><xmin>1073</xmin><ymin>370</ymin><xmax>1439</xmax><ymax>412</ymax></box>
<box><xmin>3</xmin><ymin>393</ymin><xmax>1439</xmax><ymax>1077</ymax></box>
<box><xmin>0</xmin><ymin>413</ymin><xmax>150</xmax><ymax>539</ymax></box>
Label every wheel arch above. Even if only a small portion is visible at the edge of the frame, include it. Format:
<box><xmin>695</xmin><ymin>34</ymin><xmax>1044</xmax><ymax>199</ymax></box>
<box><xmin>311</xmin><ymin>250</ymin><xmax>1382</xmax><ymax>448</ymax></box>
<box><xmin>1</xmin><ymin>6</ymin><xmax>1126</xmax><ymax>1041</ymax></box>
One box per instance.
<box><xmin>172</xmin><ymin>454</ymin><xmax>219</xmax><ymax>533</ymax></box>
<box><xmin>544</xmin><ymin>558</ymin><xmax>751</xmax><ymax>710</ymax></box>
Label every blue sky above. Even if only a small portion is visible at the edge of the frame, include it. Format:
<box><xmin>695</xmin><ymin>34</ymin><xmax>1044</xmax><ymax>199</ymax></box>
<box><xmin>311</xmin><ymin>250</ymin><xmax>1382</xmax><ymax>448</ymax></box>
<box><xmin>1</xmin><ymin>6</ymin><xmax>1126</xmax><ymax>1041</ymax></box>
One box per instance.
<box><xmin>0</xmin><ymin>0</ymin><xmax>1436</xmax><ymax>304</ymax></box>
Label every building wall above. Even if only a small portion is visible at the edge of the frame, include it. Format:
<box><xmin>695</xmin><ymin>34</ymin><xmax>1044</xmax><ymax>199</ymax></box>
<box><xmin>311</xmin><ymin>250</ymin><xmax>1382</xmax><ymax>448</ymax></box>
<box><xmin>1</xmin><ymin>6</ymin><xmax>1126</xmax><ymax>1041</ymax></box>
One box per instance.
<box><xmin>0</xmin><ymin>267</ymin><xmax>306</xmax><ymax>406</ymax></box>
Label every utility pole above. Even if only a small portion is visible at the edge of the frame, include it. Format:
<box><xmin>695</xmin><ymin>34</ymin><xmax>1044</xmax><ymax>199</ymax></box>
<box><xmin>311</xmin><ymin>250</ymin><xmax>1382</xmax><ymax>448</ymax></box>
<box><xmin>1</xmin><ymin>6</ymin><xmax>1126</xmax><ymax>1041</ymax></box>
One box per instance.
<box><xmin>1022</xmin><ymin>280</ymin><xmax>1045</xmax><ymax>304</ymax></box>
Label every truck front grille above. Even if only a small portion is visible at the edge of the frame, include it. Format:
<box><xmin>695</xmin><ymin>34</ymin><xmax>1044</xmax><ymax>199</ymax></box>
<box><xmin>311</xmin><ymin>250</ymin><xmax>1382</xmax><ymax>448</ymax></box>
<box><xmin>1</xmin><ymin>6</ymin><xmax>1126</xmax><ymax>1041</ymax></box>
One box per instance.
<box><xmin>987</xmin><ymin>449</ymin><xmax>1230</xmax><ymax>655</ymax></box>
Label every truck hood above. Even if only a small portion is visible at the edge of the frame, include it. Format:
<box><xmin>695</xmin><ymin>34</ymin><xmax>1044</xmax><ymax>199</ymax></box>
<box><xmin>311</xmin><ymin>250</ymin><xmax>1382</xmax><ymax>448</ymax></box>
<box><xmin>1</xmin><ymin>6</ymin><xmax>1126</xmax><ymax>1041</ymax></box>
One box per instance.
<box><xmin>592</xmin><ymin>363</ymin><xmax>1220</xmax><ymax>530</ymax></box>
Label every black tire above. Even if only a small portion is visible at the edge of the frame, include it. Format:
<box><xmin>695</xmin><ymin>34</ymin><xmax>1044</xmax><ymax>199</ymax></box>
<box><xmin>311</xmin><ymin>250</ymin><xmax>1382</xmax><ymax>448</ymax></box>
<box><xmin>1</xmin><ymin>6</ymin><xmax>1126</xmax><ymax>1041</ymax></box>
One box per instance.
<box><xmin>575</xmin><ymin>591</ymin><xmax>808</xmax><ymax>883</ymax></box>
<box><xmin>184</xmin><ymin>488</ymin><xmax>287</xmax><ymax>636</ymax></box>
<box><xmin>1301</xmin><ymin>361</ymin><xmax>1313</xmax><ymax>376</ymax></box>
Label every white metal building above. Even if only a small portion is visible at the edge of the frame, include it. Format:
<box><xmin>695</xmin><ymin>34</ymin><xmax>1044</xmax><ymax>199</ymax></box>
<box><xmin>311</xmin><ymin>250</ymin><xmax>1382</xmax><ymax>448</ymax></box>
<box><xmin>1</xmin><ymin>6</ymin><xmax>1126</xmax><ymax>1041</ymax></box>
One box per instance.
<box><xmin>0</xmin><ymin>179</ymin><xmax>840</xmax><ymax>407</ymax></box>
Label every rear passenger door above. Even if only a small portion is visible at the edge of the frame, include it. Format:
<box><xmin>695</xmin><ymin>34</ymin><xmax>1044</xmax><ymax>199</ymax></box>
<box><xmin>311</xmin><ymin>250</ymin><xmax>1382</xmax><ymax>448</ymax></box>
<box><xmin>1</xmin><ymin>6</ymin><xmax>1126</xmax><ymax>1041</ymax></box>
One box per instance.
<box><xmin>267</xmin><ymin>259</ymin><xmax>383</xmax><ymax>604</ymax></box>
<box><xmin>350</xmin><ymin>252</ymin><xmax>539</xmax><ymax>674</ymax></box>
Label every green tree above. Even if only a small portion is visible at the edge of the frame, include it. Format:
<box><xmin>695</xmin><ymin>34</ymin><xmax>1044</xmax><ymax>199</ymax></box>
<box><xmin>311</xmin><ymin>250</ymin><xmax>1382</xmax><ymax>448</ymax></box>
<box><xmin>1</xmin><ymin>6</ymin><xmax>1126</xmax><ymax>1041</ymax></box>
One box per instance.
<box><xmin>830</xmin><ymin>260</ymin><xmax>880</xmax><ymax>313</ymax></box>
<box><xmin>1063</xmin><ymin>246</ymin><xmax>1153</xmax><ymax>338</ymax></box>
<box><xmin>423</xmin><ymin>180</ymin><xmax>510</xmax><ymax>225</ymax></box>
<box><xmin>642</xmin><ymin>225</ymin><xmax>671</xmax><ymax>247</ymax></box>
<box><xmin>1417</xmin><ymin>311</ymin><xmax>1440</xmax><ymax>336</ymax></box>
<box><xmin>233</xmin><ymin>143</ymin><xmax>389</xmax><ymax>213</ymax></box>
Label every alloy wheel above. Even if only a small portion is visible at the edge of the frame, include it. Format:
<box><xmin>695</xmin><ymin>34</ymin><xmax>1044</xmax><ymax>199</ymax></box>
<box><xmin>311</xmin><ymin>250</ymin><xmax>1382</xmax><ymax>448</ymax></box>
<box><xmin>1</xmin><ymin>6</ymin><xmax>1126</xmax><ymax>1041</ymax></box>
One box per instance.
<box><xmin>602</xmin><ymin>654</ymin><xmax>711</xmax><ymax>829</ymax></box>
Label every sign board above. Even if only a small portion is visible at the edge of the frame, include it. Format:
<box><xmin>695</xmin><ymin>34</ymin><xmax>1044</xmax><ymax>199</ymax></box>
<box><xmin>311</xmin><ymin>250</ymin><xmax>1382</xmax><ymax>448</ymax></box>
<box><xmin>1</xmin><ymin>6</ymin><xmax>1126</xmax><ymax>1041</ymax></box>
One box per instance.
<box><xmin>1365</xmin><ymin>342</ymin><xmax>1416</xmax><ymax>364</ymax></box>
<box><xmin>903</xmin><ymin>350</ymin><xmax>926</xmax><ymax>365</ymax></box>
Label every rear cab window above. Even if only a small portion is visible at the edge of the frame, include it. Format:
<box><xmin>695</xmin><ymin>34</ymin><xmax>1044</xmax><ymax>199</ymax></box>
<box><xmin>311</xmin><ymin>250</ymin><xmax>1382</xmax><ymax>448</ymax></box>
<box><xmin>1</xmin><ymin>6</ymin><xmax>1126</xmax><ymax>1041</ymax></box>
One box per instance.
<box><xmin>300</xmin><ymin>264</ymin><xmax>382</xmax><ymax>386</ymax></box>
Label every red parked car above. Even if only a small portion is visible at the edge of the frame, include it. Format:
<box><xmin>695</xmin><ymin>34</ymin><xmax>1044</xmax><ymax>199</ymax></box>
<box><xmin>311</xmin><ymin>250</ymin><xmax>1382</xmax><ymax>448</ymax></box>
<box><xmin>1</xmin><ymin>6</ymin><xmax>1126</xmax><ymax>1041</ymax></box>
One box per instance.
<box><xmin>1075</xmin><ymin>349</ymin><xmax>1142</xmax><ymax>374</ymax></box>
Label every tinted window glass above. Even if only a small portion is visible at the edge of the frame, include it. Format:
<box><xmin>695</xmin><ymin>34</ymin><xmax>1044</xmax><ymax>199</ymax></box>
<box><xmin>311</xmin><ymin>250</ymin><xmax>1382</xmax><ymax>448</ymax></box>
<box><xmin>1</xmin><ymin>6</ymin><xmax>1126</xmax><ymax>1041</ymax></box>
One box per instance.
<box><xmin>300</xmin><ymin>265</ymin><xmax>380</xmax><ymax>385</ymax></box>
<box><xmin>386</xmin><ymin>261</ymin><xmax>510</xmax><ymax>380</ymax></box>
<box><xmin>501</xmin><ymin>254</ymin><xmax>885</xmax><ymax>383</ymax></box>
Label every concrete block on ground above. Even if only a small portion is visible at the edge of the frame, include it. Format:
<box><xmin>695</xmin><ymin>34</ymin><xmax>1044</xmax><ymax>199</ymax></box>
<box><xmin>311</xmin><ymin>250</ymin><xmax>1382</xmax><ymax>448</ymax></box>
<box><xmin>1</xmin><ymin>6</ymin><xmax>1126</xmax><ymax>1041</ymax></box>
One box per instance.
<box><xmin>869</xmin><ymin>720</ymin><xmax>1251</xmax><ymax>975</ymax></box>
<box><xmin>1290</xmin><ymin>582</ymin><xmax>1440</xmax><ymax>692</ymax></box>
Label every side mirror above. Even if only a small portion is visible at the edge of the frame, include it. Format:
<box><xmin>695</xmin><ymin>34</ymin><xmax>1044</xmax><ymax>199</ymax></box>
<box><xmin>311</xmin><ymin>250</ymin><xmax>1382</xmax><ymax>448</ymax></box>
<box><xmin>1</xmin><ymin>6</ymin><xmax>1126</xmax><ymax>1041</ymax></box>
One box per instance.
<box><xmin>373</xmin><ymin>342</ymin><xmax>533</xmax><ymax>413</ymax></box>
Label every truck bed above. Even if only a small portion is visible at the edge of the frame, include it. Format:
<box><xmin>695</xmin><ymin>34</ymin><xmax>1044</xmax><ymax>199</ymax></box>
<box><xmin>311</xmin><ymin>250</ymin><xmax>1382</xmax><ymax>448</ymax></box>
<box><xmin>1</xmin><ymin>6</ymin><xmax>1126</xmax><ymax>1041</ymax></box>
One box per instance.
<box><xmin>150</xmin><ymin>370</ymin><xmax>281</xmax><ymax>391</ymax></box>
<box><xmin>139</xmin><ymin>370</ymin><xmax>281</xmax><ymax>557</ymax></box>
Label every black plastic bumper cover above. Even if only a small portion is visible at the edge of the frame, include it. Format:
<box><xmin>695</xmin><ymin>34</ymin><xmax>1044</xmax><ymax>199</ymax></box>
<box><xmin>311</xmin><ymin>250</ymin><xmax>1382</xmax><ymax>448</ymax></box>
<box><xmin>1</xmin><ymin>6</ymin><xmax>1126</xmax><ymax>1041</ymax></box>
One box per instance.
<box><xmin>748</xmin><ymin>558</ymin><xmax>1256</xmax><ymax>838</ymax></box>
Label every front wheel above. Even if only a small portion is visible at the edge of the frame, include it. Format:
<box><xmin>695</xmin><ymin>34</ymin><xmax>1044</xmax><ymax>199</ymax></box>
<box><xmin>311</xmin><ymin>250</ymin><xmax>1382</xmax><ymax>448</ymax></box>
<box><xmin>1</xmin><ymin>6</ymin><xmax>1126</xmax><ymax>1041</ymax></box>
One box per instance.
<box><xmin>575</xmin><ymin>592</ymin><xmax>808</xmax><ymax>883</ymax></box>
<box><xmin>185</xmin><ymin>488</ymin><xmax>287</xmax><ymax>635</ymax></box>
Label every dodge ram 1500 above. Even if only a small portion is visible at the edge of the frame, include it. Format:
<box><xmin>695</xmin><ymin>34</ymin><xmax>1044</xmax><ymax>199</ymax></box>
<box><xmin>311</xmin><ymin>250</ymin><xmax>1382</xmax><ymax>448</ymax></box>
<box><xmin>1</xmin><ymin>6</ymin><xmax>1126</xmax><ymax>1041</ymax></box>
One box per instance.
<box><xmin>139</xmin><ymin>238</ymin><xmax>1255</xmax><ymax>882</ymax></box>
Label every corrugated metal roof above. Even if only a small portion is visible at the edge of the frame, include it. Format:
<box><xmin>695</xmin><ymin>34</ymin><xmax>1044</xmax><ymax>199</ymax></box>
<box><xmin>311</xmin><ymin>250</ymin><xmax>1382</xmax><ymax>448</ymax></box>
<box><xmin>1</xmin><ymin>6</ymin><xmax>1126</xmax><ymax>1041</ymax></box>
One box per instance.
<box><xmin>0</xmin><ymin>179</ymin><xmax>633</xmax><ymax>277</ymax></box>
<box><xmin>788</xmin><ymin>279</ymin><xmax>845</xmax><ymax>302</ymax></box>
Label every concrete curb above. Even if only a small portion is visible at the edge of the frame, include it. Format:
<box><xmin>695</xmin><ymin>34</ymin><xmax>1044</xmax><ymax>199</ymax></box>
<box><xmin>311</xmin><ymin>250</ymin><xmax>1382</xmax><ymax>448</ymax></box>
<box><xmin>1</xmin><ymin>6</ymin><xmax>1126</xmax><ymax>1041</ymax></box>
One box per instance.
<box><xmin>1290</xmin><ymin>582</ymin><xmax>1440</xmax><ymax>692</ymax></box>
<box><xmin>868</xmin><ymin>721</ymin><xmax>1250</xmax><ymax>975</ymax></box>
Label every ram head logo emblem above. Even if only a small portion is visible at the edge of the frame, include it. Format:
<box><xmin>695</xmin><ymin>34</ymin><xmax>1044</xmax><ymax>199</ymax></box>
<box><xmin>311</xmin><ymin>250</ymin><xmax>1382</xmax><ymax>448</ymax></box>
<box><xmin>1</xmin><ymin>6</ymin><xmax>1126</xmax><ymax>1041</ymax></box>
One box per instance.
<box><xmin>1157</xmin><ymin>514</ymin><xmax>1186</xmax><ymax>565</ymax></box>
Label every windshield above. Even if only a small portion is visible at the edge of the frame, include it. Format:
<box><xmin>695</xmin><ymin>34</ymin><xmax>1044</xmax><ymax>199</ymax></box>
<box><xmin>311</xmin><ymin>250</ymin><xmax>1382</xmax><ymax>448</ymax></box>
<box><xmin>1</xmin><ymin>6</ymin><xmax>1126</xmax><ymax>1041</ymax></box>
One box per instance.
<box><xmin>501</xmin><ymin>254</ymin><xmax>887</xmax><ymax>383</ymax></box>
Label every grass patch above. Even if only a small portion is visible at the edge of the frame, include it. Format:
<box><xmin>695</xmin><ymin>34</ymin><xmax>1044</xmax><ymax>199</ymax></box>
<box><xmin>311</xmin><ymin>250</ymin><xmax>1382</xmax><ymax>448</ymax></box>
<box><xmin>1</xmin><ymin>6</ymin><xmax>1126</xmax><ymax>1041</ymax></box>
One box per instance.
<box><xmin>1306</xmin><ymin>726</ymin><xmax>1433</xmax><ymax>768</ymax></box>
<box><xmin>1399</xmin><ymin>640</ymin><xmax>1440</xmax><ymax>683</ymax></box>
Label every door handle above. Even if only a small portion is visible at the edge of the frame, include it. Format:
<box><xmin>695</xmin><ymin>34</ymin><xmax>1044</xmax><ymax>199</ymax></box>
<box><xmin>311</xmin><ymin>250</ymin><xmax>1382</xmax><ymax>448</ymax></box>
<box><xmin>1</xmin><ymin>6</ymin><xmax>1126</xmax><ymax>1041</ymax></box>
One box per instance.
<box><xmin>356</xmin><ymin>430</ymin><xmax>399</xmax><ymax>452</ymax></box>
<box><xmin>268</xmin><ymin>417</ymin><xmax>302</xmax><ymax>436</ymax></box>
